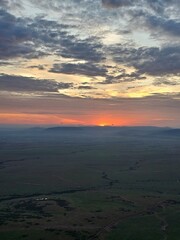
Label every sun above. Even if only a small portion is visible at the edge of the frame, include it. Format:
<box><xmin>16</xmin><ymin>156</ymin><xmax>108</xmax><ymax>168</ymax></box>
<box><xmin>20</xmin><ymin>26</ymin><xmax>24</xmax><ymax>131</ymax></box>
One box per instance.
<box><xmin>99</xmin><ymin>123</ymin><xmax>107</xmax><ymax>127</ymax></box>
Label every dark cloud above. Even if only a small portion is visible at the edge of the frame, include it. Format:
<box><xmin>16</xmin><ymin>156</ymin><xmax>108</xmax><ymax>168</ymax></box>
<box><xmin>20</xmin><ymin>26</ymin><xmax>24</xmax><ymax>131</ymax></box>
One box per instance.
<box><xmin>0</xmin><ymin>61</ymin><xmax>12</xmax><ymax>66</ymax></box>
<box><xmin>102</xmin><ymin>0</ymin><xmax>132</xmax><ymax>8</ymax></box>
<box><xmin>28</xmin><ymin>65</ymin><xmax>46</xmax><ymax>70</ymax></box>
<box><xmin>0</xmin><ymin>0</ymin><xmax>22</xmax><ymax>9</ymax></box>
<box><xmin>0</xmin><ymin>9</ymin><xmax>48</xmax><ymax>59</ymax></box>
<box><xmin>154</xmin><ymin>79</ymin><xmax>179</xmax><ymax>86</ymax></box>
<box><xmin>56</xmin><ymin>36</ymin><xmax>104</xmax><ymax>63</ymax></box>
<box><xmin>135</xmin><ymin>2</ymin><xmax>179</xmax><ymax>38</ymax></box>
<box><xmin>102</xmin><ymin>0</ymin><xmax>134</xmax><ymax>8</ymax></box>
<box><xmin>102</xmin><ymin>0</ymin><xmax>180</xmax><ymax>38</ymax></box>
<box><xmin>78</xmin><ymin>85</ymin><xmax>95</xmax><ymax>89</ymax></box>
<box><xmin>0</xmin><ymin>9</ymin><xmax>31</xmax><ymax>59</ymax></box>
<box><xmin>0</xmin><ymin>0</ymin><xmax>8</xmax><ymax>8</ymax></box>
<box><xmin>30</xmin><ymin>0</ymin><xmax>85</xmax><ymax>11</ymax></box>
<box><xmin>102</xmin><ymin>0</ymin><xmax>180</xmax><ymax>11</ymax></box>
<box><xmin>0</xmin><ymin>74</ymin><xmax>73</xmax><ymax>93</ymax></box>
<box><xmin>0</xmin><ymin>11</ymin><xmax>53</xmax><ymax>60</ymax></box>
<box><xmin>0</xmin><ymin>9</ymin><xmax>103</xmax><ymax>63</ymax></box>
<box><xmin>148</xmin><ymin>17</ymin><xmax>180</xmax><ymax>37</ymax></box>
<box><xmin>29</xmin><ymin>18</ymin><xmax>72</xmax><ymax>46</ymax></box>
<box><xmin>49</xmin><ymin>63</ymin><xmax>107</xmax><ymax>77</ymax></box>
<box><xmin>100</xmin><ymin>69</ymin><xmax>146</xmax><ymax>84</ymax></box>
<box><xmin>29</xmin><ymin>17</ymin><xmax>104</xmax><ymax>62</ymax></box>
<box><xmin>135</xmin><ymin>46</ymin><xmax>180</xmax><ymax>76</ymax></box>
<box><xmin>111</xmin><ymin>45</ymin><xmax>180</xmax><ymax>76</ymax></box>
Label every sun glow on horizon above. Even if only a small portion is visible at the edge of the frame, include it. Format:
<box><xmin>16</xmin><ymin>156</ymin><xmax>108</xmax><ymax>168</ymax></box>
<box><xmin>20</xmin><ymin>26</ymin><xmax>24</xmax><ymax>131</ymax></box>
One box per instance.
<box><xmin>99</xmin><ymin>123</ymin><xmax>108</xmax><ymax>127</ymax></box>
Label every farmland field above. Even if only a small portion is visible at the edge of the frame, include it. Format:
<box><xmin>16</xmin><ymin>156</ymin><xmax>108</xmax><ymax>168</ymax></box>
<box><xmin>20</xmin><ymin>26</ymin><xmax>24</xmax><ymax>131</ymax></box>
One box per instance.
<box><xmin>0</xmin><ymin>127</ymin><xmax>180</xmax><ymax>240</ymax></box>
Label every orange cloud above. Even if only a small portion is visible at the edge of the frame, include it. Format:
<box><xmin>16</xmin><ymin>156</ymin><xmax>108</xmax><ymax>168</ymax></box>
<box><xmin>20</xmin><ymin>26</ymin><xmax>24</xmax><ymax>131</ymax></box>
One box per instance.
<box><xmin>0</xmin><ymin>112</ymin><xmax>143</xmax><ymax>126</ymax></box>
<box><xmin>92</xmin><ymin>113</ymin><xmax>148</xmax><ymax>126</ymax></box>
<box><xmin>0</xmin><ymin>110</ymin><xmax>178</xmax><ymax>127</ymax></box>
<box><xmin>0</xmin><ymin>113</ymin><xmax>84</xmax><ymax>125</ymax></box>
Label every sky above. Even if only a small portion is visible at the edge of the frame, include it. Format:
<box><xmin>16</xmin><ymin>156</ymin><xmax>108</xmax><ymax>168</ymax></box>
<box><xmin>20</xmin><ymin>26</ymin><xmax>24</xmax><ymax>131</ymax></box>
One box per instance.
<box><xmin>0</xmin><ymin>0</ymin><xmax>179</xmax><ymax>127</ymax></box>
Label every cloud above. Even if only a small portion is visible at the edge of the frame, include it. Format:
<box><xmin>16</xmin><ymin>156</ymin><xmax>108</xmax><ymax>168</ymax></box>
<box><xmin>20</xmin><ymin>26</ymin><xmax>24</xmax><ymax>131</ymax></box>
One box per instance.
<box><xmin>0</xmin><ymin>1</ymin><xmax>179</xmax><ymax>98</ymax></box>
<box><xmin>0</xmin><ymin>0</ymin><xmax>8</xmax><ymax>8</ymax></box>
<box><xmin>78</xmin><ymin>85</ymin><xmax>96</xmax><ymax>89</ymax></box>
<box><xmin>142</xmin><ymin>15</ymin><xmax>180</xmax><ymax>38</ymax></box>
<box><xmin>0</xmin><ymin>61</ymin><xmax>12</xmax><ymax>66</ymax></box>
<box><xmin>0</xmin><ymin>9</ymin><xmax>32</xmax><ymax>58</ymax></box>
<box><xmin>111</xmin><ymin>45</ymin><xmax>180</xmax><ymax>76</ymax></box>
<box><xmin>28</xmin><ymin>65</ymin><xmax>46</xmax><ymax>70</ymax></box>
<box><xmin>102</xmin><ymin>0</ymin><xmax>132</xmax><ymax>8</ymax></box>
<box><xmin>0</xmin><ymin>0</ymin><xmax>22</xmax><ymax>10</ymax></box>
<box><xmin>0</xmin><ymin>74</ymin><xmax>73</xmax><ymax>93</ymax></box>
<box><xmin>56</xmin><ymin>36</ymin><xmax>104</xmax><ymax>63</ymax></box>
<box><xmin>135</xmin><ymin>46</ymin><xmax>180</xmax><ymax>76</ymax></box>
<box><xmin>0</xmin><ymin>92</ymin><xmax>179</xmax><ymax>127</ymax></box>
<box><xmin>103</xmin><ymin>0</ymin><xmax>155</xmax><ymax>9</ymax></box>
<box><xmin>100</xmin><ymin>70</ymin><xmax>146</xmax><ymax>84</ymax></box>
<box><xmin>102</xmin><ymin>0</ymin><xmax>180</xmax><ymax>38</ymax></box>
<box><xmin>49</xmin><ymin>63</ymin><xmax>107</xmax><ymax>77</ymax></box>
<box><xmin>154</xmin><ymin>79</ymin><xmax>180</xmax><ymax>86</ymax></box>
<box><xmin>0</xmin><ymin>8</ymin><xmax>104</xmax><ymax>64</ymax></box>
<box><xmin>102</xmin><ymin>0</ymin><xmax>180</xmax><ymax>11</ymax></box>
<box><xmin>29</xmin><ymin>17</ymin><xmax>104</xmax><ymax>62</ymax></box>
<box><xmin>0</xmin><ymin>9</ymin><xmax>48</xmax><ymax>59</ymax></box>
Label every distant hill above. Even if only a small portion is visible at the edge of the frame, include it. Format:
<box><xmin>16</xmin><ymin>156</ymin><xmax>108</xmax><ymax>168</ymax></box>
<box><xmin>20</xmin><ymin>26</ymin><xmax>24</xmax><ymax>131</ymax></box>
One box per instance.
<box><xmin>45</xmin><ymin>126</ymin><xmax>174</xmax><ymax>136</ymax></box>
<box><xmin>46</xmin><ymin>126</ymin><xmax>162</xmax><ymax>131</ymax></box>
<box><xmin>46</xmin><ymin>126</ymin><xmax>85</xmax><ymax>131</ymax></box>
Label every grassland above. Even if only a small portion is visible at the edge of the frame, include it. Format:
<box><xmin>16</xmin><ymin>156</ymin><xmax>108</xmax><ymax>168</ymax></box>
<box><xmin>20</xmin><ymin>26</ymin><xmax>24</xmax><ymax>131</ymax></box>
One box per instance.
<box><xmin>0</xmin><ymin>127</ymin><xmax>180</xmax><ymax>239</ymax></box>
